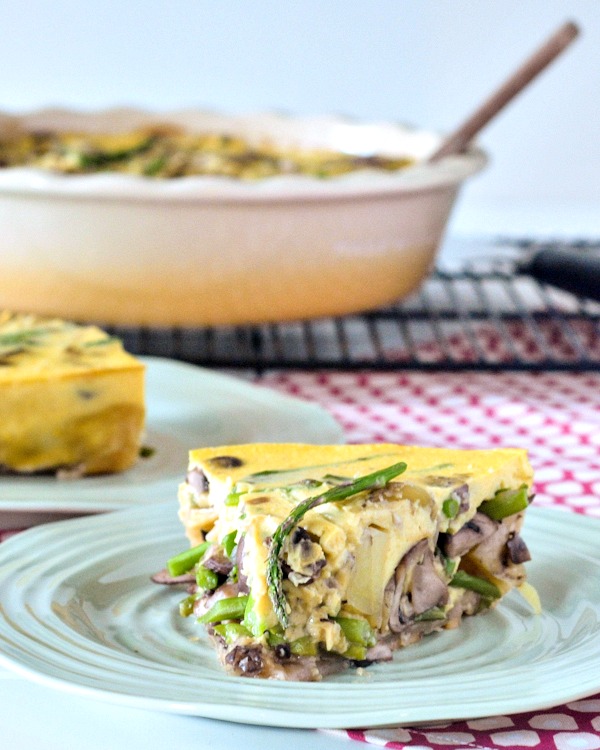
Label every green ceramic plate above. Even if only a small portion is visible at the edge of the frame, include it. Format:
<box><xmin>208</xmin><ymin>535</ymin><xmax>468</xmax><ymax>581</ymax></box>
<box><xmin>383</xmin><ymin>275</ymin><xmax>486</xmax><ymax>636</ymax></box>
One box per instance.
<box><xmin>0</xmin><ymin>505</ymin><xmax>598</xmax><ymax>728</ymax></box>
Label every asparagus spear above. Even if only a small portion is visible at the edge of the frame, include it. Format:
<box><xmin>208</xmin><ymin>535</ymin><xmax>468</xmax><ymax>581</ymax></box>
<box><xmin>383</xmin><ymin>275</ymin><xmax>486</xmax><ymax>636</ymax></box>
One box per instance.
<box><xmin>266</xmin><ymin>461</ymin><xmax>407</xmax><ymax>628</ymax></box>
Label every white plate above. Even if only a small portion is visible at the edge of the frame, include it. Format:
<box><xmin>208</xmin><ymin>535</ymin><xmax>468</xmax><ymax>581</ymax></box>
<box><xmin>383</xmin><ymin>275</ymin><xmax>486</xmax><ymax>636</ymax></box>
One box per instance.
<box><xmin>0</xmin><ymin>356</ymin><xmax>343</xmax><ymax>519</ymax></box>
<box><xmin>0</xmin><ymin>504</ymin><xmax>598</xmax><ymax>729</ymax></box>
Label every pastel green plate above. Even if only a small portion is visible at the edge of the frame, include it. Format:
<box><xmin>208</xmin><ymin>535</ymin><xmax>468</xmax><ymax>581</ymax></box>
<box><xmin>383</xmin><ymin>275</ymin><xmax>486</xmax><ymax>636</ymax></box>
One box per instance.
<box><xmin>0</xmin><ymin>505</ymin><xmax>598</xmax><ymax>729</ymax></box>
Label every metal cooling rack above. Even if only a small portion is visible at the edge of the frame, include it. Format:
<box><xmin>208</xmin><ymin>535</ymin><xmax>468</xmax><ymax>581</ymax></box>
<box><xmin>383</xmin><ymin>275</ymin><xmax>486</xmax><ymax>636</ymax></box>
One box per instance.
<box><xmin>107</xmin><ymin>241</ymin><xmax>600</xmax><ymax>372</ymax></box>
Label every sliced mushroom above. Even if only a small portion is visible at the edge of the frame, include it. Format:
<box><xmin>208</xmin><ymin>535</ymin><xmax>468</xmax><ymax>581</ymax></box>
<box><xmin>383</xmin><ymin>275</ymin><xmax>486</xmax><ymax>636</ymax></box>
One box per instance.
<box><xmin>151</xmin><ymin>568</ymin><xmax>196</xmax><ymax>586</ymax></box>
<box><xmin>506</xmin><ymin>533</ymin><xmax>531</xmax><ymax>564</ymax></box>
<box><xmin>225</xmin><ymin>645</ymin><xmax>264</xmax><ymax>675</ymax></box>
<box><xmin>186</xmin><ymin>467</ymin><xmax>209</xmax><ymax>494</ymax></box>
<box><xmin>411</xmin><ymin>555</ymin><xmax>449</xmax><ymax>615</ymax></box>
<box><xmin>365</xmin><ymin>642</ymin><xmax>394</xmax><ymax>662</ymax></box>
<box><xmin>388</xmin><ymin>540</ymin><xmax>449</xmax><ymax>632</ymax></box>
<box><xmin>202</xmin><ymin>546</ymin><xmax>233</xmax><ymax>576</ymax></box>
<box><xmin>439</xmin><ymin>512</ymin><xmax>499</xmax><ymax>558</ymax></box>
<box><xmin>465</xmin><ymin>511</ymin><xmax>528</xmax><ymax>583</ymax></box>
<box><xmin>452</xmin><ymin>483</ymin><xmax>471</xmax><ymax>513</ymax></box>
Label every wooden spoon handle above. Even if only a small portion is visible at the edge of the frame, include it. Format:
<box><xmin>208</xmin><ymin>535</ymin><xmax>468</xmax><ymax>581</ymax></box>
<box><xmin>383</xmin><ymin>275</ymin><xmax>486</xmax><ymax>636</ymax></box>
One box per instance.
<box><xmin>429</xmin><ymin>20</ymin><xmax>580</xmax><ymax>162</ymax></box>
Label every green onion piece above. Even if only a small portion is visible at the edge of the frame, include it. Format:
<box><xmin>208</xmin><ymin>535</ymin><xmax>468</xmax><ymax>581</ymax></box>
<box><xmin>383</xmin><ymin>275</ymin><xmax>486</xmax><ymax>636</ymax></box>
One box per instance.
<box><xmin>267</xmin><ymin>461</ymin><xmax>408</xmax><ymax>628</ymax></box>
<box><xmin>478</xmin><ymin>486</ymin><xmax>529</xmax><ymax>521</ymax></box>
<box><xmin>221</xmin><ymin>531</ymin><xmax>237</xmax><ymax>558</ymax></box>
<box><xmin>166</xmin><ymin>541</ymin><xmax>209</xmax><ymax>577</ymax></box>
<box><xmin>290</xmin><ymin>636</ymin><xmax>318</xmax><ymax>656</ymax></box>
<box><xmin>442</xmin><ymin>496</ymin><xmax>460</xmax><ymax>519</ymax></box>
<box><xmin>414</xmin><ymin>606</ymin><xmax>447</xmax><ymax>622</ymax></box>
<box><xmin>195</xmin><ymin>565</ymin><xmax>219</xmax><ymax>591</ymax></box>
<box><xmin>450</xmin><ymin>570</ymin><xmax>502</xmax><ymax>600</ymax></box>
<box><xmin>335</xmin><ymin>616</ymin><xmax>376</xmax><ymax>647</ymax></box>
<box><xmin>197</xmin><ymin>595</ymin><xmax>249</xmax><ymax>625</ymax></box>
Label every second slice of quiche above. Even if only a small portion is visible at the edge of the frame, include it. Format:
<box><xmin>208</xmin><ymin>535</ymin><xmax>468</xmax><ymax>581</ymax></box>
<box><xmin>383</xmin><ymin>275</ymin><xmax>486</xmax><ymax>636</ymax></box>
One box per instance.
<box><xmin>0</xmin><ymin>311</ymin><xmax>145</xmax><ymax>476</ymax></box>
<box><xmin>165</xmin><ymin>443</ymin><xmax>536</xmax><ymax>681</ymax></box>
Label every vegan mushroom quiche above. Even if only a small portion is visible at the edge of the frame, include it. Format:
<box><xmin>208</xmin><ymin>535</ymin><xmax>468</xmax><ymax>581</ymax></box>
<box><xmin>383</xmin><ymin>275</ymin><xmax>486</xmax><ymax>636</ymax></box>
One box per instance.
<box><xmin>0</xmin><ymin>311</ymin><xmax>145</xmax><ymax>476</ymax></box>
<box><xmin>161</xmin><ymin>443</ymin><xmax>537</xmax><ymax>681</ymax></box>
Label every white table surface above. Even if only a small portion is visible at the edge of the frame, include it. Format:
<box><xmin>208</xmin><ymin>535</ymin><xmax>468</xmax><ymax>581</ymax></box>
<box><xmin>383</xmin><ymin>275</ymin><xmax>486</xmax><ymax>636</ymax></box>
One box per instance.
<box><xmin>0</xmin><ymin>672</ymin><xmax>340</xmax><ymax>750</ymax></box>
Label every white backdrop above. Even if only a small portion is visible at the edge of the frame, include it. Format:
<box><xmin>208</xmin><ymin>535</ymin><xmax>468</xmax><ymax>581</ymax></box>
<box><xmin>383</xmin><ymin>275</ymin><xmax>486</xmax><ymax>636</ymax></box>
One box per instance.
<box><xmin>2</xmin><ymin>0</ymin><xmax>599</xmax><ymax>237</ymax></box>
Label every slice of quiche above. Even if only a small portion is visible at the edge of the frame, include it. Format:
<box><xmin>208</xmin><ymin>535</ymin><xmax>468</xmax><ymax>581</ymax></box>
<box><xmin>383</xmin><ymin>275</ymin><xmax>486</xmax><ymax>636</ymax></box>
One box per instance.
<box><xmin>165</xmin><ymin>443</ymin><xmax>535</xmax><ymax>681</ymax></box>
<box><xmin>0</xmin><ymin>311</ymin><xmax>145</xmax><ymax>476</ymax></box>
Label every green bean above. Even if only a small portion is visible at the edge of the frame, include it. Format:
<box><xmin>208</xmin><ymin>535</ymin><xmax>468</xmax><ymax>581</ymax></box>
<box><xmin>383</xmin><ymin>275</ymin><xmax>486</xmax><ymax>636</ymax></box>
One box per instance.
<box><xmin>166</xmin><ymin>541</ymin><xmax>209</xmax><ymax>577</ymax></box>
<box><xmin>195</xmin><ymin>565</ymin><xmax>219</xmax><ymax>591</ymax></box>
<box><xmin>478</xmin><ymin>486</ymin><xmax>529</xmax><ymax>521</ymax></box>
<box><xmin>450</xmin><ymin>570</ymin><xmax>501</xmax><ymax>600</ymax></box>
<box><xmin>442</xmin><ymin>554</ymin><xmax>458</xmax><ymax>578</ymax></box>
<box><xmin>414</xmin><ymin>606</ymin><xmax>447</xmax><ymax>621</ymax></box>
<box><xmin>179</xmin><ymin>595</ymin><xmax>196</xmax><ymax>617</ymax></box>
<box><xmin>343</xmin><ymin>643</ymin><xmax>367</xmax><ymax>661</ymax></box>
<box><xmin>197</xmin><ymin>595</ymin><xmax>249</xmax><ymax>624</ymax></box>
<box><xmin>266</xmin><ymin>630</ymin><xmax>287</xmax><ymax>648</ymax></box>
<box><xmin>290</xmin><ymin>636</ymin><xmax>318</xmax><ymax>656</ymax></box>
<box><xmin>335</xmin><ymin>616</ymin><xmax>376</xmax><ymax>647</ymax></box>
<box><xmin>213</xmin><ymin>622</ymin><xmax>251</xmax><ymax>643</ymax></box>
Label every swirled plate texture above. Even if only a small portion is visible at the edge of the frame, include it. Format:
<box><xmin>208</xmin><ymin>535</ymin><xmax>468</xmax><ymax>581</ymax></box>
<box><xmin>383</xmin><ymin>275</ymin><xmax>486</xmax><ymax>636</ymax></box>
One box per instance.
<box><xmin>0</xmin><ymin>504</ymin><xmax>598</xmax><ymax>729</ymax></box>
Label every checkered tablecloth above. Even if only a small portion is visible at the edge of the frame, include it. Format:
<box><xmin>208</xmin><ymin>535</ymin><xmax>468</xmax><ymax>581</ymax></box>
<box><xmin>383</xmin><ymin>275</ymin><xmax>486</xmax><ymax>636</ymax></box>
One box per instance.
<box><xmin>2</xmin><ymin>368</ymin><xmax>600</xmax><ymax>749</ymax></box>
<box><xmin>257</xmin><ymin>369</ymin><xmax>600</xmax><ymax>750</ymax></box>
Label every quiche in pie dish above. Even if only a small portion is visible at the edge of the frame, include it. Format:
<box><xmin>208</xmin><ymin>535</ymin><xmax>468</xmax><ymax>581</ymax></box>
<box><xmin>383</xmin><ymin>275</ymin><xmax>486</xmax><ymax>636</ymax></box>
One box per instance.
<box><xmin>159</xmin><ymin>443</ymin><xmax>536</xmax><ymax>681</ymax></box>
<box><xmin>0</xmin><ymin>125</ymin><xmax>414</xmax><ymax>179</ymax></box>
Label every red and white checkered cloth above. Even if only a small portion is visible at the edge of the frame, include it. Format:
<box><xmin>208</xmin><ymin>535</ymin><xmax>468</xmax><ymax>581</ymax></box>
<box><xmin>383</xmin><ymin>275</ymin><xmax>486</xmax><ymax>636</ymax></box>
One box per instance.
<box><xmin>257</xmin><ymin>369</ymin><xmax>600</xmax><ymax>750</ymax></box>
